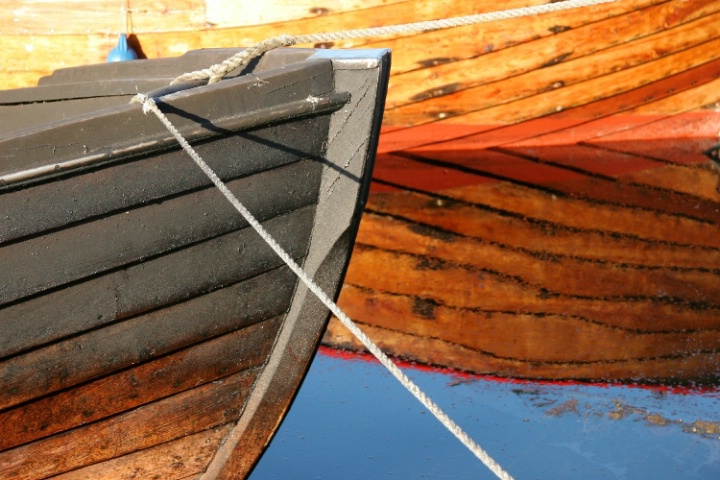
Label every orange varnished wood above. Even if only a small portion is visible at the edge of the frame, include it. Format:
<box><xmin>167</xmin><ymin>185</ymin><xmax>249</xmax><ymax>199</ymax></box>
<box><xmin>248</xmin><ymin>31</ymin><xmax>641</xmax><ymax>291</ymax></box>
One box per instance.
<box><xmin>328</xmin><ymin>108</ymin><xmax>720</xmax><ymax>383</ymax></box>
<box><xmin>333</xmin><ymin>284</ymin><xmax>720</xmax><ymax>365</ymax></box>
<box><xmin>352</xmin><ymin>214</ymin><xmax>720</xmax><ymax>310</ymax></box>
<box><xmin>397</xmin><ymin>148</ymin><xmax>720</xmax><ymax>223</ymax></box>
<box><xmin>2</xmin><ymin>5</ymin><xmax>720</xmax><ymax>480</ymax></box>
<box><xmin>0</xmin><ymin>320</ymin><xmax>279</xmax><ymax>451</ymax></box>
<box><xmin>386</xmin><ymin>0</ymin><xmax>719</xmax><ymax>116</ymax></box>
<box><xmin>0</xmin><ymin>370</ymin><xmax>255</xmax><ymax>480</ymax></box>
<box><xmin>372</xmin><ymin>154</ymin><xmax>720</xmax><ymax>248</ymax></box>
<box><xmin>378</xmin><ymin>58</ymin><xmax>720</xmax><ymax>154</ymax></box>
<box><xmin>365</xmin><ymin>187</ymin><xmax>720</xmax><ymax>269</ymax></box>
<box><xmin>0</xmin><ymin>0</ymin><xmax>545</xmax><ymax>88</ymax></box>
<box><xmin>324</xmin><ymin>310</ymin><xmax>720</xmax><ymax>382</ymax></box>
<box><xmin>50</xmin><ymin>426</ymin><xmax>233</xmax><ymax>480</ymax></box>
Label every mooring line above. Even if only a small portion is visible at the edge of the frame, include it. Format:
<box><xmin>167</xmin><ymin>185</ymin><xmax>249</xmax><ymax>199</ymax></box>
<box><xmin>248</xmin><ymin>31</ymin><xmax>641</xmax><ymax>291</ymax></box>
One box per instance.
<box><xmin>172</xmin><ymin>0</ymin><xmax>618</xmax><ymax>85</ymax></box>
<box><xmin>131</xmin><ymin>92</ymin><xmax>516</xmax><ymax>480</ymax></box>
<box><xmin>132</xmin><ymin>2</ymin><xmax>622</xmax><ymax>477</ymax></box>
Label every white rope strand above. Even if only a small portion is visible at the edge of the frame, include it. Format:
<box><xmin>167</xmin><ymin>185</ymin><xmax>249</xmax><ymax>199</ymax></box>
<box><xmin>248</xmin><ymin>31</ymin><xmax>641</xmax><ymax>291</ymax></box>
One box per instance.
<box><xmin>292</xmin><ymin>0</ymin><xmax>618</xmax><ymax>42</ymax></box>
<box><xmin>171</xmin><ymin>0</ymin><xmax>618</xmax><ymax>85</ymax></box>
<box><xmin>131</xmin><ymin>93</ymin><xmax>516</xmax><ymax>480</ymax></box>
<box><xmin>132</xmin><ymin>2</ymin><xmax>623</xmax><ymax>475</ymax></box>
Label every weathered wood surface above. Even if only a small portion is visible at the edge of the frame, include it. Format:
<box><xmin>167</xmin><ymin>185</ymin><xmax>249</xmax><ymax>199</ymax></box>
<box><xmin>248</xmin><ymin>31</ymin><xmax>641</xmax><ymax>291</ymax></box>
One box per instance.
<box><xmin>0</xmin><ymin>45</ymin><xmax>388</xmax><ymax>479</ymax></box>
<box><xmin>2</xmin><ymin>0</ymin><xmax>718</xmax><ymax>406</ymax></box>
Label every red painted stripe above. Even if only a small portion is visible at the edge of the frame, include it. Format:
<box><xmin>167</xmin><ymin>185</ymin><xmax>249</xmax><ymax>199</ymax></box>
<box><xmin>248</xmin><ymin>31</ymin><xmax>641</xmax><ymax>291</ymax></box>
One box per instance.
<box><xmin>317</xmin><ymin>346</ymin><xmax>720</xmax><ymax>396</ymax></box>
<box><xmin>588</xmin><ymin>111</ymin><xmax>720</xmax><ymax>165</ymax></box>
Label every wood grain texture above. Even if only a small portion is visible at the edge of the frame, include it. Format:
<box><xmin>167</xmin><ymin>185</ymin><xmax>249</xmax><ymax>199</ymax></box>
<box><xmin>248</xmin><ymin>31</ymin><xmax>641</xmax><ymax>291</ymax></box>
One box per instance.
<box><xmin>327</xmin><ymin>109</ymin><xmax>720</xmax><ymax>383</ymax></box>
<box><xmin>1</xmin><ymin>4</ymin><xmax>719</xmax><ymax>477</ymax></box>
<box><xmin>0</xmin><ymin>318</ymin><xmax>280</xmax><ymax>451</ymax></box>
<box><xmin>0</xmin><ymin>43</ymin><xmax>386</xmax><ymax>479</ymax></box>
<box><xmin>0</xmin><ymin>371</ymin><xmax>255</xmax><ymax>480</ymax></box>
<box><xmin>49</xmin><ymin>426</ymin><xmax>233</xmax><ymax>480</ymax></box>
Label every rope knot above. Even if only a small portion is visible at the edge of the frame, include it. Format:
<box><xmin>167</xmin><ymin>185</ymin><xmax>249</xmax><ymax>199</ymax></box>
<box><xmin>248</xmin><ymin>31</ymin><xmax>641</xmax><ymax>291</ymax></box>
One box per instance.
<box><xmin>131</xmin><ymin>93</ymin><xmax>155</xmax><ymax>115</ymax></box>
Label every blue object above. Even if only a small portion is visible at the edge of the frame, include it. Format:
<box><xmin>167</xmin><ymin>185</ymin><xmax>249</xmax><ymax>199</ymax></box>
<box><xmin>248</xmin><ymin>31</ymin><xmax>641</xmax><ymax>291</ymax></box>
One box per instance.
<box><xmin>107</xmin><ymin>33</ymin><xmax>138</xmax><ymax>62</ymax></box>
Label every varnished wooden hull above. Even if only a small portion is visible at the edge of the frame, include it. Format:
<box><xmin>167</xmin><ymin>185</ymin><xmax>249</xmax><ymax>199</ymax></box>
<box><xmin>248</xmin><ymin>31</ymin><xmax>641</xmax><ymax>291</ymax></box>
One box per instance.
<box><xmin>326</xmin><ymin>113</ymin><xmax>720</xmax><ymax>384</ymax></box>
<box><xmin>3</xmin><ymin>0</ymin><xmax>720</xmax><ymax>382</ymax></box>
<box><xmin>322</xmin><ymin>0</ymin><xmax>720</xmax><ymax>383</ymax></box>
<box><xmin>0</xmin><ymin>48</ymin><xmax>390</xmax><ymax>479</ymax></box>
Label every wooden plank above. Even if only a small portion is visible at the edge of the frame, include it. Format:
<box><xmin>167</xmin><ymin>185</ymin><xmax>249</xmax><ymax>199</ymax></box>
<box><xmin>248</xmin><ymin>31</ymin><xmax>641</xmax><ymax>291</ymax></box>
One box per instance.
<box><xmin>625</xmin><ymin>75</ymin><xmax>720</xmax><ymax>113</ymax></box>
<box><xmin>381</xmin><ymin>58</ymin><xmax>720</xmax><ymax>154</ymax></box>
<box><xmin>0</xmin><ymin>0</ymin><xmax>543</xmax><ymax>86</ymax></box>
<box><xmin>451</xmin><ymin>41</ymin><xmax>720</xmax><ymax>127</ymax></box>
<box><xmin>0</xmin><ymin>266</ymin><xmax>296</xmax><ymax>411</ymax></box>
<box><xmin>339</xmin><ymin>248</ymin><xmax>720</xmax><ymax>352</ymax></box>
<box><xmin>372</xmin><ymin>154</ymin><xmax>720</xmax><ymax>248</ymax></box>
<box><xmin>385</xmin><ymin>0</ymin><xmax>696</xmax><ymax>110</ymax></box>
<box><xmin>621</xmin><ymin>163</ymin><xmax>719</xmax><ymax>200</ymax></box>
<box><xmin>364</xmin><ymin>188</ymin><xmax>720</xmax><ymax>269</ymax></box>
<box><xmin>359</xmin><ymin>0</ymin><xmax>664</xmax><ymax>79</ymax></box>
<box><xmin>332</xmin><ymin>284</ymin><xmax>720</xmax><ymax>363</ymax></box>
<box><xmin>50</xmin><ymin>426</ymin><xmax>232</xmax><ymax>480</ymax></box>
<box><xmin>399</xmin><ymin>148</ymin><xmax>720</xmax><ymax>223</ymax></box>
<box><xmin>388</xmin><ymin>9</ymin><xmax>720</xmax><ymax>125</ymax></box>
<box><xmin>0</xmin><ymin>371</ymin><xmax>254</xmax><ymax>480</ymax></box>
<box><xmin>346</xmin><ymin>218</ymin><xmax>720</xmax><ymax>329</ymax></box>
<box><xmin>0</xmin><ymin>57</ymin><xmax>336</xmax><ymax>177</ymax></box>
<box><xmin>0</xmin><ymin>160</ymin><xmax>319</xmax><ymax>305</ymax></box>
<box><xmin>1</xmin><ymin>118</ymin><xmax>326</xmax><ymax>243</ymax></box>
<box><xmin>588</xmin><ymin>112</ymin><xmax>720</xmax><ymax>164</ymax></box>
<box><xmin>352</xmin><ymin>212</ymin><xmax>720</xmax><ymax>309</ymax></box>
<box><xmin>0</xmin><ymin>319</ymin><xmax>279</xmax><ymax>451</ymax></box>
<box><xmin>0</xmin><ymin>207</ymin><xmax>313</xmax><ymax>359</ymax></box>
<box><xmin>500</xmin><ymin>143</ymin><xmax>720</xmax><ymax>201</ymax></box>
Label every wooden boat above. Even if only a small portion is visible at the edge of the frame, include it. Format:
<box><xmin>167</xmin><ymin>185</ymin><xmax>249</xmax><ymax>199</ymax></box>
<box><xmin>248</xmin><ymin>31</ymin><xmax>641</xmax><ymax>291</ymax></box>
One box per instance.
<box><xmin>3</xmin><ymin>0</ymin><xmax>720</xmax><ymax>384</ymax></box>
<box><xmin>0</xmin><ymin>47</ymin><xmax>390</xmax><ymax>479</ymax></box>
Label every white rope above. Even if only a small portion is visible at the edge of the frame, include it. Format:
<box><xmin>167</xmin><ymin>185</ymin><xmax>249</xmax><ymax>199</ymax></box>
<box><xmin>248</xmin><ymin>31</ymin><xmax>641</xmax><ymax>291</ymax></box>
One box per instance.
<box><xmin>131</xmin><ymin>2</ymin><xmax>622</xmax><ymax>475</ymax></box>
<box><xmin>172</xmin><ymin>0</ymin><xmax>618</xmax><ymax>85</ymax></box>
<box><xmin>131</xmin><ymin>93</ymin><xmax>516</xmax><ymax>480</ymax></box>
